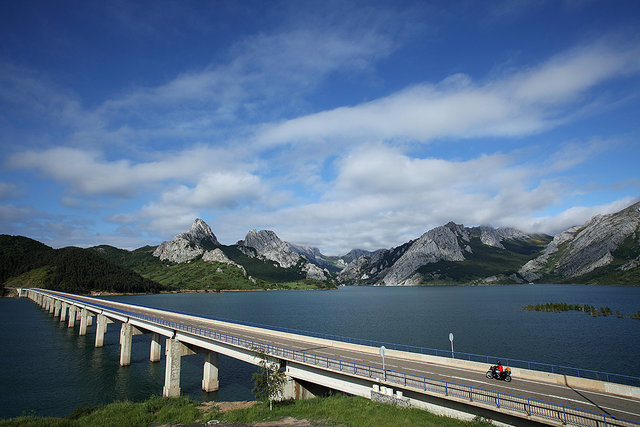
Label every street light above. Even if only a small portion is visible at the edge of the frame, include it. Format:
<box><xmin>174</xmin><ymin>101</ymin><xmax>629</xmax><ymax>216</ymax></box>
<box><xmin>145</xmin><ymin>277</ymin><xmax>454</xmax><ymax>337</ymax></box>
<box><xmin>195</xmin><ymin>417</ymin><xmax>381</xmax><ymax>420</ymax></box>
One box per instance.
<box><xmin>449</xmin><ymin>332</ymin><xmax>454</xmax><ymax>359</ymax></box>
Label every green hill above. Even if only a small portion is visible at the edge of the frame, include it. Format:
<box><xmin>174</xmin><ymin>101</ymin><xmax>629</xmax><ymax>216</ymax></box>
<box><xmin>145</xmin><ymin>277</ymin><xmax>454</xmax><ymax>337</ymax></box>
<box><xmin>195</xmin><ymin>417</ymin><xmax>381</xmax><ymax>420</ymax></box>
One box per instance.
<box><xmin>1</xmin><ymin>235</ymin><xmax>166</xmax><ymax>294</ymax></box>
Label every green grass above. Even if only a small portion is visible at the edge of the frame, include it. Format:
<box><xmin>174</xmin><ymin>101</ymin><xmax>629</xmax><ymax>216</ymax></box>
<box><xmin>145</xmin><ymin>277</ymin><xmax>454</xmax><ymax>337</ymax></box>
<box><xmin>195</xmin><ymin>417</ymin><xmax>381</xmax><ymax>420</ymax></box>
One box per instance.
<box><xmin>220</xmin><ymin>395</ymin><xmax>483</xmax><ymax>426</ymax></box>
<box><xmin>0</xmin><ymin>395</ymin><xmax>495</xmax><ymax>427</ymax></box>
<box><xmin>0</xmin><ymin>396</ymin><xmax>215</xmax><ymax>427</ymax></box>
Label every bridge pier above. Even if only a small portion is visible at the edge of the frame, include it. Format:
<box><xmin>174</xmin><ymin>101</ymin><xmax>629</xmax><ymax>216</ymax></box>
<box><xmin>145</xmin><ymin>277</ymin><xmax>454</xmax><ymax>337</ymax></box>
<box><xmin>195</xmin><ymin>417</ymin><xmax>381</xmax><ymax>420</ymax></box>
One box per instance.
<box><xmin>119</xmin><ymin>322</ymin><xmax>143</xmax><ymax>366</ymax></box>
<box><xmin>202</xmin><ymin>351</ymin><xmax>219</xmax><ymax>392</ymax></box>
<box><xmin>150</xmin><ymin>333</ymin><xmax>162</xmax><ymax>362</ymax></box>
<box><xmin>163</xmin><ymin>338</ymin><xmax>195</xmax><ymax>397</ymax></box>
<box><xmin>68</xmin><ymin>305</ymin><xmax>76</xmax><ymax>328</ymax></box>
<box><xmin>79</xmin><ymin>308</ymin><xmax>88</xmax><ymax>336</ymax></box>
<box><xmin>48</xmin><ymin>298</ymin><xmax>55</xmax><ymax>314</ymax></box>
<box><xmin>53</xmin><ymin>301</ymin><xmax>61</xmax><ymax>318</ymax></box>
<box><xmin>282</xmin><ymin>376</ymin><xmax>323</xmax><ymax>400</ymax></box>
<box><xmin>95</xmin><ymin>314</ymin><xmax>107</xmax><ymax>347</ymax></box>
<box><xmin>60</xmin><ymin>302</ymin><xmax>67</xmax><ymax>322</ymax></box>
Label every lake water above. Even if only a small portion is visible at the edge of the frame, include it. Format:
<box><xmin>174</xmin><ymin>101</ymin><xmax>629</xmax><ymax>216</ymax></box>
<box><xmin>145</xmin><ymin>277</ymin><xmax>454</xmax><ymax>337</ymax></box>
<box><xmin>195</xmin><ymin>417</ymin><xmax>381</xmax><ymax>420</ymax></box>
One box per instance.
<box><xmin>1</xmin><ymin>284</ymin><xmax>639</xmax><ymax>418</ymax></box>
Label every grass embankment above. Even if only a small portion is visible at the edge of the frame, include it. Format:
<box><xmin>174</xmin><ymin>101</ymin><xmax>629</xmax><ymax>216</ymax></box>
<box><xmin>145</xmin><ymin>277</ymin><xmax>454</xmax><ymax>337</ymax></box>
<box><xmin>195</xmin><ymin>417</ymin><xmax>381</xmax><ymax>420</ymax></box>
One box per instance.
<box><xmin>524</xmin><ymin>302</ymin><xmax>640</xmax><ymax>319</ymax></box>
<box><xmin>1</xmin><ymin>395</ymin><xmax>492</xmax><ymax>427</ymax></box>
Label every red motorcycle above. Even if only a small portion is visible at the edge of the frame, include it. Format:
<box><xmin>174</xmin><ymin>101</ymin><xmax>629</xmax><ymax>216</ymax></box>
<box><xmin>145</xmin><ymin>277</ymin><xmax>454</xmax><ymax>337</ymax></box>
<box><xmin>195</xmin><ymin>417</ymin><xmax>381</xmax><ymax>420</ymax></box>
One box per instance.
<box><xmin>486</xmin><ymin>364</ymin><xmax>512</xmax><ymax>382</ymax></box>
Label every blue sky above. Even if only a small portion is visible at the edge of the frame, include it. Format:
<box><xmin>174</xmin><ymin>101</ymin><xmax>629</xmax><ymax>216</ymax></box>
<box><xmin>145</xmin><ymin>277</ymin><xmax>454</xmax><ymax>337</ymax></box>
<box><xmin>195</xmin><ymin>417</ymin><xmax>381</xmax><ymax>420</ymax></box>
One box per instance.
<box><xmin>1</xmin><ymin>0</ymin><xmax>640</xmax><ymax>255</ymax></box>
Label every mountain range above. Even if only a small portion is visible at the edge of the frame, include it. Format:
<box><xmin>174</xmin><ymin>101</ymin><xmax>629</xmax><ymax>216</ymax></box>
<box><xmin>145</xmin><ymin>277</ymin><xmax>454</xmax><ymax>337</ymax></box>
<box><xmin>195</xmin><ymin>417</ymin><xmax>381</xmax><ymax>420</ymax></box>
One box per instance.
<box><xmin>2</xmin><ymin>201</ymin><xmax>639</xmax><ymax>295</ymax></box>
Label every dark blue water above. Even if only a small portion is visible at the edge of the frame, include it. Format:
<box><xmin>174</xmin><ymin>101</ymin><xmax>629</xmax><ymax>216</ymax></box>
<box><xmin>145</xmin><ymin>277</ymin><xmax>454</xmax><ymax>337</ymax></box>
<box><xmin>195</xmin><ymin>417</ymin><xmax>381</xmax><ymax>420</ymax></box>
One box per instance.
<box><xmin>1</xmin><ymin>285</ymin><xmax>639</xmax><ymax>418</ymax></box>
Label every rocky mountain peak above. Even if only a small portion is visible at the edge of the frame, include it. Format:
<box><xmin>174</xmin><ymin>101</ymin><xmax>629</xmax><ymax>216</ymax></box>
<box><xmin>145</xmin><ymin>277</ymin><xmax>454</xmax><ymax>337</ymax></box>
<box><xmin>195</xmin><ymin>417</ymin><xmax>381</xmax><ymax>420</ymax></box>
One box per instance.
<box><xmin>152</xmin><ymin>218</ymin><xmax>220</xmax><ymax>263</ymax></box>
<box><xmin>187</xmin><ymin>218</ymin><xmax>219</xmax><ymax>246</ymax></box>
<box><xmin>476</xmin><ymin>226</ymin><xmax>527</xmax><ymax>249</ymax></box>
<box><xmin>380</xmin><ymin>224</ymin><xmax>466</xmax><ymax>285</ymax></box>
<box><xmin>238</xmin><ymin>229</ymin><xmax>302</xmax><ymax>269</ymax></box>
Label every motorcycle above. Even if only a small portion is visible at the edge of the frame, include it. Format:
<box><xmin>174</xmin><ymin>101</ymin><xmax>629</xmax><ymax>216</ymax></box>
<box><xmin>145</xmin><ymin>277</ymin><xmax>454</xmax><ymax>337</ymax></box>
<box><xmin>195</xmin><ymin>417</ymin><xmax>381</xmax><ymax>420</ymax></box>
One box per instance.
<box><xmin>486</xmin><ymin>365</ymin><xmax>512</xmax><ymax>382</ymax></box>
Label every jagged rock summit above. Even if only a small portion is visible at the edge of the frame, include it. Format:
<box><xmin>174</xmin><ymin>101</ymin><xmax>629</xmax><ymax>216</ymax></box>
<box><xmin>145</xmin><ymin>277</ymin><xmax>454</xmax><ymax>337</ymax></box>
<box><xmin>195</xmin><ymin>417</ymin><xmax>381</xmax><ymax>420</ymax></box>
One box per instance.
<box><xmin>520</xmin><ymin>201</ymin><xmax>640</xmax><ymax>281</ymax></box>
<box><xmin>153</xmin><ymin>218</ymin><xmax>220</xmax><ymax>263</ymax></box>
<box><xmin>238</xmin><ymin>229</ymin><xmax>301</xmax><ymax>268</ymax></box>
<box><xmin>238</xmin><ymin>229</ymin><xmax>328</xmax><ymax>280</ymax></box>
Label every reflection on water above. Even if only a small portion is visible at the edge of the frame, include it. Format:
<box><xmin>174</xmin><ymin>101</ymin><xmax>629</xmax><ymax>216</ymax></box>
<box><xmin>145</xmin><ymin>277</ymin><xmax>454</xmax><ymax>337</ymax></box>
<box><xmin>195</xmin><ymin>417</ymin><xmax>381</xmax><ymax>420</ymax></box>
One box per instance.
<box><xmin>1</xmin><ymin>284</ymin><xmax>639</xmax><ymax>418</ymax></box>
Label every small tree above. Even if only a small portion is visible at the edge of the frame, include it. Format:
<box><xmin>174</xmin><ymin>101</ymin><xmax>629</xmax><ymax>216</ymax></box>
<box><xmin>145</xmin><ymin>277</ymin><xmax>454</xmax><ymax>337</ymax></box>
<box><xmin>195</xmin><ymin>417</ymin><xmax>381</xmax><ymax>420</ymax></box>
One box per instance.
<box><xmin>251</xmin><ymin>347</ymin><xmax>287</xmax><ymax>411</ymax></box>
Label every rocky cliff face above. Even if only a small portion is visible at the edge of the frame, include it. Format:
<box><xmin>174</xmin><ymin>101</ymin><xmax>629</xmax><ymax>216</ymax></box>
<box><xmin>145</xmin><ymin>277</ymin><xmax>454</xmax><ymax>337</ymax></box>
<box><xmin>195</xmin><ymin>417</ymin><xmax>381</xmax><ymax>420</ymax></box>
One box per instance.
<box><xmin>380</xmin><ymin>223</ymin><xmax>467</xmax><ymax>286</ymax></box>
<box><xmin>153</xmin><ymin>218</ymin><xmax>220</xmax><ymax>263</ymax></box>
<box><xmin>202</xmin><ymin>248</ymin><xmax>246</xmax><ymax>276</ymax></box>
<box><xmin>238</xmin><ymin>229</ymin><xmax>302</xmax><ymax>268</ymax></box>
<box><xmin>519</xmin><ymin>201</ymin><xmax>640</xmax><ymax>281</ymax></box>
<box><xmin>238</xmin><ymin>229</ymin><xmax>328</xmax><ymax>280</ymax></box>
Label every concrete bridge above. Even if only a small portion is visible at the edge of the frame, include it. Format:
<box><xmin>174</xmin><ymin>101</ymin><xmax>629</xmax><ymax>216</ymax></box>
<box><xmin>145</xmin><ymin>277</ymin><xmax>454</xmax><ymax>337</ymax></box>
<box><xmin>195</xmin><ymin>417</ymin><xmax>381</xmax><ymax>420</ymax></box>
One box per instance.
<box><xmin>21</xmin><ymin>288</ymin><xmax>640</xmax><ymax>426</ymax></box>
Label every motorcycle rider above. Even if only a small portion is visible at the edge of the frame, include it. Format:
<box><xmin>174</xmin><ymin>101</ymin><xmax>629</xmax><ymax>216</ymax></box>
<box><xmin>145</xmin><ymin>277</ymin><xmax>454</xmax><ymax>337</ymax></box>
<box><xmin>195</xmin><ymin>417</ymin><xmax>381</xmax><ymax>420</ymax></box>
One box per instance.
<box><xmin>496</xmin><ymin>360</ymin><xmax>504</xmax><ymax>378</ymax></box>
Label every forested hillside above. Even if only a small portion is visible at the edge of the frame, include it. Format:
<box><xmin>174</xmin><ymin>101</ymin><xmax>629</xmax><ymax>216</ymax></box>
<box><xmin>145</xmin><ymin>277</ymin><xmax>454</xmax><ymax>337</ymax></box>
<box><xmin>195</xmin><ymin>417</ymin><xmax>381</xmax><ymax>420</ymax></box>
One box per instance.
<box><xmin>1</xmin><ymin>235</ymin><xmax>166</xmax><ymax>294</ymax></box>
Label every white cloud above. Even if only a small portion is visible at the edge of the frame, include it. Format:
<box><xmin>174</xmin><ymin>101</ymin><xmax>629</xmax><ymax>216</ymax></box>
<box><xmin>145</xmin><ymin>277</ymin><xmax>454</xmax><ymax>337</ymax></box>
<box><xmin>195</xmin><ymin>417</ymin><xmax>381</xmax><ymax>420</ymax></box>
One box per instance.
<box><xmin>158</xmin><ymin>171</ymin><xmax>266</xmax><ymax>209</ymax></box>
<box><xmin>509</xmin><ymin>41</ymin><xmax>640</xmax><ymax>105</ymax></box>
<box><xmin>0</xmin><ymin>203</ymin><xmax>36</xmax><ymax>222</ymax></box>
<box><xmin>514</xmin><ymin>197</ymin><xmax>640</xmax><ymax>235</ymax></box>
<box><xmin>211</xmin><ymin>145</ymin><xmax>579</xmax><ymax>254</ymax></box>
<box><xmin>7</xmin><ymin>145</ymin><xmax>241</xmax><ymax>197</ymax></box>
<box><xmin>257</xmin><ymin>40</ymin><xmax>640</xmax><ymax>148</ymax></box>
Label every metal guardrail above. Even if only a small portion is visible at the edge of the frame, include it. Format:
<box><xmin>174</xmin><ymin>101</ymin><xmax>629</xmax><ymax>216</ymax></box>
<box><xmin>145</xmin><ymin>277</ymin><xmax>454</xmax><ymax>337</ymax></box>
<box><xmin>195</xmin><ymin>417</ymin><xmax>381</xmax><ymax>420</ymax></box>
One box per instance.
<box><xmin>55</xmin><ymin>293</ymin><xmax>639</xmax><ymax>388</ymax></box>
<box><xmin>30</xmin><ymin>290</ymin><xmax>638</xmax><ymax>427</ymax></box>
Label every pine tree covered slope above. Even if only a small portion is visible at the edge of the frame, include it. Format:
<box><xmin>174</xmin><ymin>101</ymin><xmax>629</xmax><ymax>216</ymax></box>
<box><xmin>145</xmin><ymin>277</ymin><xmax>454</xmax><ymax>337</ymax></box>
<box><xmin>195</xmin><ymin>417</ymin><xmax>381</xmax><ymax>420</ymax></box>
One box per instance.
<box><xmin>1</xmin><ymin>235</ymin><xmax>166</xmax><ymax>294</ymax></box>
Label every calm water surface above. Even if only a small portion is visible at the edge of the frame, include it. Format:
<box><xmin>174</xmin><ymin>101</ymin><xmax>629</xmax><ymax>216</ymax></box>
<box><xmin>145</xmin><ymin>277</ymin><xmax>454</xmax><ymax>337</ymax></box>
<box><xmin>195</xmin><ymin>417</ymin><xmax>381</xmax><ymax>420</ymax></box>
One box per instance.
<box><xmin>1</xmin><ymin>284</ymin><xmax>639</xmax><ymax>418</ymax></box>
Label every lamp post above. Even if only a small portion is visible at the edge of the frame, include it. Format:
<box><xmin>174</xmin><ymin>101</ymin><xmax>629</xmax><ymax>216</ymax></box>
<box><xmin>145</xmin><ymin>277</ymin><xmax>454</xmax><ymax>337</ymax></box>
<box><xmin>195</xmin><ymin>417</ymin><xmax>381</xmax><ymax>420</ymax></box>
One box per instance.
<box><xmin>449</xmin><ymin>332</ymin><xmax>454</xmax><ymax>358</ymax></box>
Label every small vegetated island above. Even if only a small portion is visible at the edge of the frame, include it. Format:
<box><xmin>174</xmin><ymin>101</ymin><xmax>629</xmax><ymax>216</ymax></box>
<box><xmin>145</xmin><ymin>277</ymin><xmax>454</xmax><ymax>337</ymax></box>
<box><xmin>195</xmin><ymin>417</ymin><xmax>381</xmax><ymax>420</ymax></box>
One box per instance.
<box><xmin>523</xmin><ymin>302</ymin><xmax>640</xmax><ymax>319</ymax></box>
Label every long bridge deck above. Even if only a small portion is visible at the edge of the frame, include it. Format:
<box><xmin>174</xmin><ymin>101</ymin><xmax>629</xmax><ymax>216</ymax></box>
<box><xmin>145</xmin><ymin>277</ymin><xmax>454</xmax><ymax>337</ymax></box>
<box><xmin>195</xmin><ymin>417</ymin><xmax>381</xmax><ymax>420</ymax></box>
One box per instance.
<box><xmin>23</xmin><ymin>289</ymin><xmax>640</xmax><ymax>426</ymax></box>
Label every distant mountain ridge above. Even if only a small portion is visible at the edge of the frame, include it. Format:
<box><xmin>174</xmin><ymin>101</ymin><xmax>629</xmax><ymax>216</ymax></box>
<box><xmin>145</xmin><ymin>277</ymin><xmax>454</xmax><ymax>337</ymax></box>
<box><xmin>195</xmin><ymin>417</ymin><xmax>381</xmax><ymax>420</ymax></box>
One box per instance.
<box><xmin>3</xmin><ymin>201</ymin><xmax>640</xmax><ymax>293</ymax></box>
<box><xmin>337</xmin><ymin>222</ymin><xmax>553</xmax><ymax>286</ymax></box>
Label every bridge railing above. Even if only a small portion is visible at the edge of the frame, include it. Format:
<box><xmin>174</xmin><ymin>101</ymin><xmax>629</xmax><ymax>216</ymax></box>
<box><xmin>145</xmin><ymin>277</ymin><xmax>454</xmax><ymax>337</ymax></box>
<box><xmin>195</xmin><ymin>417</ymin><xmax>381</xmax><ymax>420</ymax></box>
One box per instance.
<box><xmin>32</xmin><ymin>290</ymin><xmax>639</xmax><ymax>427</ymax></box>
<box><xmin>88</xmin><ymin>304</ymin><xmax>637</xmax><ymax>426</ymax></box>
<box><xmin>147</xmin><ymin>311</ymin><xmax>637</xmax><ymax>426</ymax></box>
<box><xmin>74</xmin><ymin>294</ymin><xmax>639</xmax><ymax>388</ymax></box>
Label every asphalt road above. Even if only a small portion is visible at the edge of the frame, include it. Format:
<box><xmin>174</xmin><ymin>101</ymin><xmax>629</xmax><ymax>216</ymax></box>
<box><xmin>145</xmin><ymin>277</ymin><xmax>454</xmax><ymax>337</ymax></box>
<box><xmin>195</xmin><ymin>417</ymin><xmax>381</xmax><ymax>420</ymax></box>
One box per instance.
<box><xmin>43</xmin><ymin>291</ymin><xmax>640</xmax><ymax>424</ymax></box>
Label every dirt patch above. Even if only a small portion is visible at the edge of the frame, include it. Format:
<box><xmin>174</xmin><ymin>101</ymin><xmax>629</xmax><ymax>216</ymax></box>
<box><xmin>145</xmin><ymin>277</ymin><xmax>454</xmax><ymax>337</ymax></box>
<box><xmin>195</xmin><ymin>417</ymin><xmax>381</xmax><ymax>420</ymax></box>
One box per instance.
<box><xmin>196</xmin><ymin>401</ymin><xmax>332</xmax><ymax>427</ymax></box>
<box><xmin>199</xmin><ymin>401</ymin><xmax>260</xmax><ymax>414</ymax></box>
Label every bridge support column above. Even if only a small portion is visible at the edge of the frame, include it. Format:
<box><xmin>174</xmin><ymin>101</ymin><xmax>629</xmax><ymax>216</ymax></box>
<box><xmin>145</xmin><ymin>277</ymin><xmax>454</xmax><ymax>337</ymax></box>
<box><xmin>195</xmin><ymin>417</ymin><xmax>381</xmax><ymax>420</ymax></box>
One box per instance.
<box><xmin>202</xmin><ymin>351</ymin><xmax>219</xmax><ymax>392</ymax></box>
<box><xmin>119</xmin><ymin>322</ymin><xmax>143</xmax><ymax>366</ymax></box>
<box><xmin>79</xmin><ymin>308</ymin><xmax>88</xmax><ymax>336</ymax></box>
<box><xmin>150</xmin><ymin>333</ymin><xmax>161</xmax><ymax>362</ymax></box>
<box><xmin>60</xmin><ymin>302</ymin><xmax>67</xmax><ymax>322</ymax></box>
<box><xmin>163</xmin><ymin>338</ymin><xmax>196</xmax><ymax>397</ymax></box>
<box><xmin>68</xmin><ymin>305</ymin><xmax>77</xmax><ymax>328</ymax></box>
<box><xmin>120</xmin><ymin>322</ymin><xmax>133</xmax><ymax>366</ymax></box>
<box><xmin>282</xmin><ymin>376</ymin><xmax>322</xmax><ymax>400</ymax></box>
<box><xmin>95</xmin><ymin>314</ymin><xmax>107</xmax><ymax>347</ymax></box>
<box><xmin>48</xmin><ymin>298</ymin><xmax>55</xmax><ymax>314</ymax></box>
<box><xmin>53</xmin><ymin>301</ymin><xmax>61</xmax><ymax>318</ymax></box>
